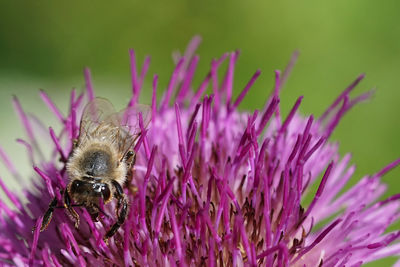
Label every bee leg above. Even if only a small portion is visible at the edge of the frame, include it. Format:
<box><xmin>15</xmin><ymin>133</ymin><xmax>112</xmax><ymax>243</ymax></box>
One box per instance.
<box><xmin>64</xmin><ymin>190</ymin><xmax>80</xmax><ymax>228</ymax></box>
<box><xmin>104</xmin><ymin>181</ymin><xmax>128</xmax><ymax>242</ymax></box>
<box><xmin>112</xmin><ymin>181</ymin><xmax>125</xmax><ymax>213</ymax></box>
<box><xmin>37</xmin><ymin>197</ymin><xmax>58</xmax><ymax>232</ymax></box>
<box><xmin>124</xmin><ymin>151</ymin><xmax>137</xmax><ymax>195</ymax></box>
<box><xmin>123</xmin><ymin>151</ymin><xmax>136</xmax><ymax>168</ymax></box>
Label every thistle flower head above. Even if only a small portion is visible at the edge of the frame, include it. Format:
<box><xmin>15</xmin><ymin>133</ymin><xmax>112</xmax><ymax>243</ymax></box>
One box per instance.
<box><xmin>0</xmin><ymin>37</ymin><xmax>399</xmax><ymax>266</ymax></box>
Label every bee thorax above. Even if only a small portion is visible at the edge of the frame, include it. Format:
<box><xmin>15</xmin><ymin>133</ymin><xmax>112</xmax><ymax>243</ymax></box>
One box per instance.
<box><xmin>80</xmin><ymin>149</ymin><xmax>112</xmax><ymax>177</ymax></box>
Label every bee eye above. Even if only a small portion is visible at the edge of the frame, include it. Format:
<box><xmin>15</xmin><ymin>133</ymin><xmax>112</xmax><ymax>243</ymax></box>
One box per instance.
<box><xmin>101</xmin><ymin>184</ymin><xmax>111</xmax><ymax>201</ymax></box>
<box><xmin>70</xmin><ymin>180</ymin><xmax>84</xmax><ymax>194</ymax></box>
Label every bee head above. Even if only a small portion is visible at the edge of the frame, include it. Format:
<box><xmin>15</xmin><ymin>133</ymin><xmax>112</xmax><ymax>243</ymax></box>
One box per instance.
<box><xmin>69</xmin><ymin>180</ymin><xmax>111</xmax><ymax>201</ymax></box>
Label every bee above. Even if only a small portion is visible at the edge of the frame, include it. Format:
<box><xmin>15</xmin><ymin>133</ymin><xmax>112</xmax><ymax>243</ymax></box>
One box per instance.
<box><xmin>39</xmin><ymin>98</ymin><xmax>150</xmax><ymax>241</ymax></box>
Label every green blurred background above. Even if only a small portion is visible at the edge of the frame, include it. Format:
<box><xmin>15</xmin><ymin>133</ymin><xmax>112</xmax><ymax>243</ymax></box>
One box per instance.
<box><xmin>0</xmin><ymin>1</ymin><xmax>399</xmax><ymax>265</ymax></box>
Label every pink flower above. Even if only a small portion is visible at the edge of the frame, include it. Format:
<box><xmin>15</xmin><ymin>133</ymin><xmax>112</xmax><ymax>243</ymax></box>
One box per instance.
<box><xmin>0</xmin><ymin>36</ymin><xmax>399</xmax><ymax>266</ymax></box>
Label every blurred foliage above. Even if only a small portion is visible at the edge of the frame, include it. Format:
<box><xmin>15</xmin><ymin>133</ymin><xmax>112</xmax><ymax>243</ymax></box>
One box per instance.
<box><xmin>0</xmin><ymin>1</ymin><xmax>399</xmax><ymax>265</ymax></box>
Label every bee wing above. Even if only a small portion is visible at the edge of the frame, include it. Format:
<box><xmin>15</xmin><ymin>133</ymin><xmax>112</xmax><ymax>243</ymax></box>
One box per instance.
<box><xmin>106</xmin><ymin>104</ymin><xmax>152</xmax><ymax>155</ymax></box>
<box><xmin>115</xmin><ymin>104</ymin><xmax>152</xmax><ymax>136</ymax></box>
<box><xmin>78</xmin><ymin>98</ymin><xmax>151</xmax><ymax>158</ymax></box>
<box><xmin>78</xmin><ymin>98</ymin><xmax>117</xmax><ymax>143</ymax></box>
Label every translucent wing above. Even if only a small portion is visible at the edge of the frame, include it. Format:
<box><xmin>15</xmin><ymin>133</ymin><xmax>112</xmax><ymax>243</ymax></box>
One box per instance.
<box><xmin>111</xmin><ymin>104</ymin><xmax>152</xmax><ymax>136</ymax></box>
<box><xmin>78</xmin><ymin>98</ymin><xmax>151</xmax><ymax>157</ymax></box>
<box><xmin>78</xmin><ymin>98</ymin><xmax>116</xmax><ymax>143</ymax></box>
<box><xmin>104</xmin><ymin>103</ymin><xmax>151</xmax><ymax>155</ymax></box>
